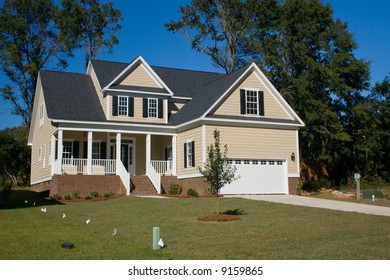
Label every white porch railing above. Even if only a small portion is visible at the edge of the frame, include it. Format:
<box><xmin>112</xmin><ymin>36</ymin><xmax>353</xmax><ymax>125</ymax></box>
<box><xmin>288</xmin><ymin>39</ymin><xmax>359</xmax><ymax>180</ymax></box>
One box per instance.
<box><xmin>61</xmin><ymin>158</ymin><xmax>116</xmax><ymax>175</ymax></box>
<box><xmin>150</xmin><ymin>160</ymin><xmax>172</xmax><ymax>174</ymax></box>
<box><xmin>147</xmin><ymin>162</ymin><xmax>161</xmax><ymax>194</ymax></box>
<box><xmin>117</xmin><ymin>160</ymin><xmax>130</xmax><ymax>195</ymax></box>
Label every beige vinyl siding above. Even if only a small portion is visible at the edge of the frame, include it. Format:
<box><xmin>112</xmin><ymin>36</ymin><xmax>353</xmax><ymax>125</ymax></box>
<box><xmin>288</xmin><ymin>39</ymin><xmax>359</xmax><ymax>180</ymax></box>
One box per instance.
<box><xmin>169</xmin><ymin>101</ymin><xmax>186</xmax><ymax>115</ymax></box>
<box><xmin>30</xmin><ymin>86</ymin><xmax>56</xmax><ymax>184</ymax></box>
<box><xmin>89</xmin><ymin>66</ymin><xmax>107</xmax><ymax>114</ymax></box>
<box><xmin>120</xmin><ymin>64</ymin><xmax>162</xmax><ymax>88</ymax></box>
<box><xmin>214</xmin><ymin>71</ymin><xmax>292</xmax><ymax>120</ymax></box>
<box><xmin>110</xmin><ymin>96</ymin><xmax>167</xmax><ymax>124</ymax></box>
<box><xmin>206</xmin><ymin>126</ymin><xmax>298</xmax><ymax>174</ymax></box>
<box><xmin>177</xmin><ymin>127</ymin><xmax>202</xmax><ymax>176</ymax></box>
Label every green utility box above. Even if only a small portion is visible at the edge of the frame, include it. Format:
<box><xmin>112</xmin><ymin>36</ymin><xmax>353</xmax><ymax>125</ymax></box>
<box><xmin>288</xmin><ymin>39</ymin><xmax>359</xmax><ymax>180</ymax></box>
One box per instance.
<box><xmin>363</xmin><ymin>189</ymin><xmax>384</xmax><ymax>199</ymax></box>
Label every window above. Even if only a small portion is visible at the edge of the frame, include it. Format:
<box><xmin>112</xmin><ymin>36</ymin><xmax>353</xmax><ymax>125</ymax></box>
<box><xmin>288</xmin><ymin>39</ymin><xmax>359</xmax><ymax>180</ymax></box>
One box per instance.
<box><xmin>246</xmin><ymin>90</ymin><xmax>258</xmax><ymax>115</ymax></box>
<box><xmin>92</xmin><ymin>142</ymin><xmax>100</xmax><ymax>159</ymax></box>
<box><xmin>148</xmin><ymin>98</ymin><xmax>158</xmax><ymax>118</ymax></box>
<box><xmin>63</xmin><ymin>141</ymin><xmax>73</xmax><ymax>162</ymax></box>
<box><xmin>244</xmin><ymin>160</ymin><xmax>250</xmax><ymax>164</ymax></box>
<box><xmin>184</xmin><ymin>141</ymin><xmax>195</xmax><ymax>168</ymax></box>
<box><xmin>235</xmin><ymin>160</ymin><xmax>241</xmax><ymax>164</ymax></box>
<box><xmin>269</xmin><ymin>161</ymin><xmax>275</xmax><ymax>165</ymax></box>
<box><xmin>277</xmin><ymin>161</ymin><xmax>283</xmax><ymax>165</ymax></box>
<box><xmin>118</xmin><ymin>96</ymin><xmax>128</xmax><ymax>116</ymax></box>
<box><xmin>260</xmin><ymin>160</ymin><xmax>267</xmax><ymax>165</ymax></box>
<box><xmin>240</xmin><ymin>89</ymin><xmax>264</xmax><ymax>116</ymax></box>
<box><xmin>252</xmin><ymin>160</ymin><xmax>258</xmax><ymax>165</ymax></box>
<box><xmin>38</xmin><ymin>147</ymin><xmax>42</xmax><ymax>161</ymax></box>
<box><xmin>39</xmin><ymin>103</ymin><xmax>44</xmax><ymax>127</ymax></box>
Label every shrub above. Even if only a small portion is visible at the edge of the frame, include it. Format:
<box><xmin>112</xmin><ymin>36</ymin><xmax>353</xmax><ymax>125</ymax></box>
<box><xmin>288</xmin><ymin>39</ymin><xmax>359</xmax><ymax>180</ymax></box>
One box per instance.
<box><xmin>168</xmin><ymin>182</ymin><xmax>182</xmax><ymax>195</ymax></box>
<box><xmin>85</xmin><ymin>196</ymin><xmax>92</xmax><ymax>200</ymax></box>
<box><xmin>90</xmin><ymin>191</ymin><xmax>99</xmax><ymax>198</ymax></box>
<box><xmin>50</xmin><ymin>194</ymin><xmax>61</xmax><ymax>200</ymax></box>
<box><xmin>186</xmin><ymin>188</ymin><xmax>198</xmax><ymax>197</ymax></box>
<box><xmin>64</xmin><ymin>195</ymin><xmax>71</xmax><ymax>200</ymax></box>
<box><xmin>72</xmin><ymin>191</ymin><xmax>81</xmax><ymax>199</ymax></box>
<box><xmin>104</xmin><ymin>191</ymin><xmax>114</xmax><ymax>198</ymax></box>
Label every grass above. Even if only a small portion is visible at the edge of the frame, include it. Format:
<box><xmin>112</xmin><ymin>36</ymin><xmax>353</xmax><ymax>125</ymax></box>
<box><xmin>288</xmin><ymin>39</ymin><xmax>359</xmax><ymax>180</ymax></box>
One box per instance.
<box><xmin>1</xmin><ymin>188</ymin><xmax>390</xmax><ymax>260</ymax></box>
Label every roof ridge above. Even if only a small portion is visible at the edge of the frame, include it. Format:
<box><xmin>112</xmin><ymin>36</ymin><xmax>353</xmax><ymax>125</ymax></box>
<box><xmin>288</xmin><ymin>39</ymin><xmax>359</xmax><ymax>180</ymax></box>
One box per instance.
<box><xmin>151</xmin><ymin>65</ymin><xmax>224</xmax><ymax>75</ymax></box>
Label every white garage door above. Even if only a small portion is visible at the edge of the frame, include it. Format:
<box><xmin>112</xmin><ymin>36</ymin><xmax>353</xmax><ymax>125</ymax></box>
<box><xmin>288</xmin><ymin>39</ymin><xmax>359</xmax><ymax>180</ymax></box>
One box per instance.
<box><xmin>220</xmin><ymin>159</ymin><xmax>288</xmax><ymax>195</ymax></box>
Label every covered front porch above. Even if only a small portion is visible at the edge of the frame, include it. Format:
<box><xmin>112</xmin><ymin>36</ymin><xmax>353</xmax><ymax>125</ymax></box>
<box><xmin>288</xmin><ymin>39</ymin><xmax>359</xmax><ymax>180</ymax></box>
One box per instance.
<box><xmin>51</xmin><ymin>129</ymin><xmax>177</xmax><ymax>195</ymax></box>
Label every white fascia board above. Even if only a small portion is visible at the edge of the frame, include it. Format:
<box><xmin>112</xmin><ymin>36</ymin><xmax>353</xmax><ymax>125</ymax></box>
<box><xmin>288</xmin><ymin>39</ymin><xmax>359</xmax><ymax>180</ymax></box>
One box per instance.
<box><xmin>204</xmin><ymin>117</ymin><xmax>304</xmax><ymax>128</ymax></box>
<box><xmin>52</xmin><ymin>119</ymin><xmax>177</xmax><ymax>135</ymax></box>
<box><xmin>86</xmin><ymin>60</ymin><xmax>92</xmax><ymax>75</ymax></box>
<box><xmin>102</xmin><ymin>56</ymin><xmax>174</xmax><ymax>96</ymax></box>
<box><xmin>171</xmin><ymin>96</ymin><xmax>192</xmax><ymax>101</ymax></box>
<box><xmin>105</xmin><ymin>88</ymin><xmax>171</xmax><ymax>97</ymax></box>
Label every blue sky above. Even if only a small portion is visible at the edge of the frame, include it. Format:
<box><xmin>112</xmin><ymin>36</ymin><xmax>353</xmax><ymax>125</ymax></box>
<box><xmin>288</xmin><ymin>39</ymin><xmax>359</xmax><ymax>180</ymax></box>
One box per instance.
<box><xmin>0</xmin><ymin>0</ymin><xmax>389</xmax><ymax>129</ymax></box>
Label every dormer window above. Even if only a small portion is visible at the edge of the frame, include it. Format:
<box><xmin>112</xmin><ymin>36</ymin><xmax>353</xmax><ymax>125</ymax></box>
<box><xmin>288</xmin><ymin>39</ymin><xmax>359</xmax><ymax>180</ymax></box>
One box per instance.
<box><xmin>240</xmin><ymin>89</ymin><xmax>264</xmax><ymax>116</ymax></box>
<box><xmin>148</xmin><ymin>98</ymin><xmax>158</xmax><ymax>118</ymax></box>
<box><xmin>118</xmin><ymin>96</ymin><xmax>128</xmax><ymax>116</ymax></box>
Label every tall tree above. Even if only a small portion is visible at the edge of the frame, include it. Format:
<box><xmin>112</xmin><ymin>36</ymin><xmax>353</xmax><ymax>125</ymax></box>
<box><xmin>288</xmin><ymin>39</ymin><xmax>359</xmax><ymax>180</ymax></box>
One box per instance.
<box><xmin>0</xmin><ymin>126</ymin><xmax>30</xmax><ymax>186</ymax></box>
<box><xmin>0</xmin><ymin>0</ymin><xmax>68</xmax><ymax>127</ymax></box>
<box><xmin>59</xmin><ymin>0</ymin><xmax>122</xmax><ymax>69</ymax></box>
<box><xmin>165</xmin><ymin>0</ymin><xmax>255</xmax><ymax>74</ymax></box>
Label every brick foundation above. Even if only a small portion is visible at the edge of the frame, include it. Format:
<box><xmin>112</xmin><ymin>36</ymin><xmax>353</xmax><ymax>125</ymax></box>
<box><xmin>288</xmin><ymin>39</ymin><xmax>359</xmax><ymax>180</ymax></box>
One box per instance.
<box><xmin>288</xmin><ymin>177</ymin><xmax>299</xmax><ymax>195</ymax></box>
<box><xmin>31</xmin><ymin>175</ymin><xmax>126</xmax><ymax>197</ymax></box>
<box><xmin>178</xmin><ymin>177</ymin><xmax>211</xmax><ymax>195</ymax></box>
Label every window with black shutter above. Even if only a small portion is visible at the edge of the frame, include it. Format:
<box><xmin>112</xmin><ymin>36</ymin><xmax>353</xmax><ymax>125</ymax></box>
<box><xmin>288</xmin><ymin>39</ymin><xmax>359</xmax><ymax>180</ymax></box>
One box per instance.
<box><xmin>240</xmin><ymin>89</ymin><xmax>265</xmax><ymax>116</ymax></box>
<box><xmin>184</xmin><ymin>141</ymin><xmax>195</xmax><ymax>168</ymax></box>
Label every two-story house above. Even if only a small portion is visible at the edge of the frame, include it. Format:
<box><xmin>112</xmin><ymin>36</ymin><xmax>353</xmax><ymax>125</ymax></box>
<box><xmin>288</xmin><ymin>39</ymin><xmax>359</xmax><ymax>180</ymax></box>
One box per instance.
<box><xmin>28</xmin><ymin>56</ymin><xmax>304</xmax><ymax>197</ymax></box>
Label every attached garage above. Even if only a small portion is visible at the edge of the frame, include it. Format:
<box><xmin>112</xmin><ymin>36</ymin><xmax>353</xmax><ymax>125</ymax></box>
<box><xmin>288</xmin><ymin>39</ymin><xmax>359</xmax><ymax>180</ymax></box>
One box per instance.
<box><xmin>220</xmin><ymin>159</ymin><xmax>288</xmax><ymax>195</ymax></box>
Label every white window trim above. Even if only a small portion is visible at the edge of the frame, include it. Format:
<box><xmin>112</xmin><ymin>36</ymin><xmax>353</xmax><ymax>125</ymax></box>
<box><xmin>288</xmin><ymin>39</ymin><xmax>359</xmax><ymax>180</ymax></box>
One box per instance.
<box><xmin>245</xmin><ymin>89</ymin><xmax>260</xmax><ymax>116</ymax></box>
<box><xmin>148</xmin><ymin>98</ymin><xmax>158</xmax><ymax>118</ymax></box>
<box><xmin>185</xmin><ymin>141</ymin><xmax>193</xmax><ymax>168</ymax></box>
<box><xmin>118</xmin><ymin>96</ymin><xmax>128</xmax><ymax>117</ymax></box>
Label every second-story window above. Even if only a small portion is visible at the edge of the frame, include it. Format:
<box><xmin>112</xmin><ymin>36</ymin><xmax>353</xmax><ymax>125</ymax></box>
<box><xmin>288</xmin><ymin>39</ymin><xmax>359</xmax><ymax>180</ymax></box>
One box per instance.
<box><xmin>148</xmin><ymin>98</ymin><xmax>158</xmax><ymax>118</ymax></box>
<box><xmin>118</xmin><ymin>96</ymin><xmax>128</xmax><ymax>116</ymax></box>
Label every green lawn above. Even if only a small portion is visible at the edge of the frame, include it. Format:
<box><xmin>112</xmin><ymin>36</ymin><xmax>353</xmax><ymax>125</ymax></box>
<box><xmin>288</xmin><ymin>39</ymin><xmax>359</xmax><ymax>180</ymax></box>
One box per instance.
<box><xmin>1</xmin><ymin>189</ymin><xmax>389</xmax><ymax>260</ymax></box>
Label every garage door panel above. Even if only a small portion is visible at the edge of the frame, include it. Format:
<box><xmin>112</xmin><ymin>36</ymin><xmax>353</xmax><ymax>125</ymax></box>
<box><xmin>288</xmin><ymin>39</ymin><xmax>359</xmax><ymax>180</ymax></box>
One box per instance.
<box><xmin>220</xmin><ymin>160</ymin><xmax>287</xmax><ymax>195</ymax></box>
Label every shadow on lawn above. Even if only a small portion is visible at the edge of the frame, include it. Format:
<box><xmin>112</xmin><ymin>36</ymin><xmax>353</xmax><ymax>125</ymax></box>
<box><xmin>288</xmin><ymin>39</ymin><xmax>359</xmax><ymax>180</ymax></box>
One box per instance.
<box><xmin>222</xmin><ymin>209</ymin><xmax>247</xmax><ymax>215</ymax></box>
<box><xmin>0</xmin><ymin>189</ymin><xmax>63</xmax><ymax>209</ymax></box>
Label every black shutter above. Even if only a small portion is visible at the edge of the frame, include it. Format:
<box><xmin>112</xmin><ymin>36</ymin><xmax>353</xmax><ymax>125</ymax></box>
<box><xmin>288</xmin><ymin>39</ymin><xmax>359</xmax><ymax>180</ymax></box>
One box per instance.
<box><xmin>165</xmin><ymin>147</ymin><xmax>168</xmax><ymax>161</ymax></box>
<box><xmin>113</xmin><ymin>96</ymin><xmax>118</xmax><ymax>116</ymax></box>
<box><xmin>128</xmin><ymin>97</ymin><xmax>134</xmax><ymax>117</ymax></box>
<box><xmin>100</xmin><ymin>142</ymin><xmax>107</xmax><ymax>159</ymax></box>
<box><xmin>83</xmin><ymin>141</ymin><xmax>87</xmax><ymax>159</ymax></box>
<box><xmin>73</xmin><ymin>141</ymin><xmax>79</xmax><ymax>158</ymax></box>
<box><xmin>55</xmin><ymin>140</ymin><xmax>58</xmax><ymax>160</ymax></box>
<box><xmin>240</xmin><ymin>89</ymin><xmax>246</xmax><ymax>115</ymax></box>
<box><xmin>258</xmin><ymin>91</ymin><xmax>265</xmax><ymax>116</ymax></box>
<box><xmin>143</xmin><ymin>98</ymin><xmax>148</xmax><ymax>118</ymax></box>
<box><xmin>184</xmin><ymin>143</ymin><xmax>187</xmax><ymax>168</ymax></box>
<box><xmin>191</xmin><ymin>141</ymin><xmax>195</xmax><ymax>167</ymax></box>
<box><xmin>158</xmin><ymin>99</ymin><xmax>163</xmax><ymax>119</ymax></box>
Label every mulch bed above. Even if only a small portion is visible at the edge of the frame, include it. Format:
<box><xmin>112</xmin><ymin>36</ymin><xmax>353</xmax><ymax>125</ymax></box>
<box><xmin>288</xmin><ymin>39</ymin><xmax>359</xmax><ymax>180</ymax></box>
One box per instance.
<box><xmin>57</xmin><ymin>194</ymin><xmax>124</xmax><ymax>203</ymax></box>
<box><xmin>197</xmin><ymin>214</ymin><xmax>241</xmax><ymax>222</ymax></box>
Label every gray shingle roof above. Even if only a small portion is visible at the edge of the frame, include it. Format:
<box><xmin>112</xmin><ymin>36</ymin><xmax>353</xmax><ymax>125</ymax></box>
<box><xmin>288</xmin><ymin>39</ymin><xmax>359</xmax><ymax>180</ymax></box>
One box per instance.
<box><xmin>40</xmin><ymin>70</ymin><xmax>106</xmax><ymax>122</ymax></box>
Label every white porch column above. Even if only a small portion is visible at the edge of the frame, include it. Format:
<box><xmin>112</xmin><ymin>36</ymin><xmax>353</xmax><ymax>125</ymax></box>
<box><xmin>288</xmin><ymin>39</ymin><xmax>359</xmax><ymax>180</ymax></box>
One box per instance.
<box><xmin>87</xmin><ymin>131</ymin><xmax>93</xmax><ymax>174</ymax></box>
<box><xmin>172</xmin><ymin>135</ymin><xmax>177</xmax><ymax>176</ymax></box>
<box><xmin>146</xmin><ymin>134</ymin><xmax>151</xmax><ymax>175</ymax></box>
<box><xmin>116</xmin><ymin>133</ymin><xmax>121</xmax><ymax>172</ymax></box>
<box><xmin>57</xmin><ymin>129</ymin><xmax>63</xmax><ymax>174</ymax></box>
<box><xmin>51</xmin><ymin>135</ymin><xmax>56</xmax><ymax>175</ymax></box>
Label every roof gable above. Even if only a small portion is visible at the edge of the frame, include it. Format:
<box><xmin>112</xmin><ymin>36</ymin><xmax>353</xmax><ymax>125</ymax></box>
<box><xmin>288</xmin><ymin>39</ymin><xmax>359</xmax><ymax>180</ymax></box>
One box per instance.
<box><xmin>103</xmin><ymin>56</ymin><xmax>174</xmax><ymax>96</ymax></box>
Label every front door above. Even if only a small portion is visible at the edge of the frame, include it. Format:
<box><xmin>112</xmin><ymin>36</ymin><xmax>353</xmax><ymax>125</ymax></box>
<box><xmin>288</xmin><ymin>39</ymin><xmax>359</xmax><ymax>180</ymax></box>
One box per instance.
<box><xmin>110</xmin><ymin>139</ymin><xmax>135</xmax><ymax>175</ymax></box>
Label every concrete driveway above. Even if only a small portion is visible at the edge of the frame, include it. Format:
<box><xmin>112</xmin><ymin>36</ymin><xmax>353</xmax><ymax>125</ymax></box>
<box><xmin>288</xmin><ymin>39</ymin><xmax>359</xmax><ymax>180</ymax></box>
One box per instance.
<box><xmin>227</xmin><ymin>195</ymin><xmax>390</xmax><ymax>217</ymax></box>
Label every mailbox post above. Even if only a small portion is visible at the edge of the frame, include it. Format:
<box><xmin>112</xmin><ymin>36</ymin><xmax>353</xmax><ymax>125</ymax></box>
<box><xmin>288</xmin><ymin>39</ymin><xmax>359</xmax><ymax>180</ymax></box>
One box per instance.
<box><xmin>354</xmin><ymin>173</ymin><xmax>361</xmax><ymax>200</ymax></box>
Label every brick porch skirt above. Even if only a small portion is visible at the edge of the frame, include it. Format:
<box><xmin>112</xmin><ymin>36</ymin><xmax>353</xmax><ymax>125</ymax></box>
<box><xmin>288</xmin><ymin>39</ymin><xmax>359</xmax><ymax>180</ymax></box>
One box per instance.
<box><xmin>31</xmin><ymin>174</ymin><xmax>126</xmax><ymax>197</ymax></box>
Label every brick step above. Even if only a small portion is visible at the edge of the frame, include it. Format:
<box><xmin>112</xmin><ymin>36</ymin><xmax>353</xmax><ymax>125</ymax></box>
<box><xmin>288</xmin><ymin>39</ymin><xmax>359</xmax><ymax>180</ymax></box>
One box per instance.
<box><xmin>130</xmin><ymin>176</ymin><xmax>158</xmax><ymax>196</ymax></box>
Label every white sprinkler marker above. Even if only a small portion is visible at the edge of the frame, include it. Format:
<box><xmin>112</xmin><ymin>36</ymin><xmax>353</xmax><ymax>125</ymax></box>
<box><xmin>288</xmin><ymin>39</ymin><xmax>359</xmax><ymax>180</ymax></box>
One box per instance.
<box><xmin>86</xmin><ymin>219</ymin><xmax>91</xmax><ymax>224</ymax></box>
<box><xmin>158</xmin><ymin>238</ymin><xmax>165</xmax><ymax>248</ymax></box>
